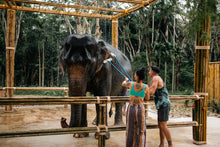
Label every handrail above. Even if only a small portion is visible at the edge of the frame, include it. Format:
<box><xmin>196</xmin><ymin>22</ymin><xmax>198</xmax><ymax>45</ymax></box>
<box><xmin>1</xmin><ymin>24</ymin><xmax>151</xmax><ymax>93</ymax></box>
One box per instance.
<box><xmin>0</xmin><ymin>121</ymin><xmax>198</xmax><ymax>138</ymax></box>
<box><xmin>0</xmin><ymin>95</ymin><xmax>204</xmax><ymax>105</ymax></box>
<box><xmin>3</xmin><ymin>87</ymin><xmax>68</xmax><ymax>91</ymax></box>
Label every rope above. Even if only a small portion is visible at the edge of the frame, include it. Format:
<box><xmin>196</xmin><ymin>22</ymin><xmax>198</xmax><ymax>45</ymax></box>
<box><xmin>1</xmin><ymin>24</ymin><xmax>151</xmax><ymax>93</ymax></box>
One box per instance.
<box><xmin>114</xmin><ymin>56</ymin><xmax>132</xmax><ymax>81</ymax></box>
<box><xmin>107</xmin><ymin>61</ymin><xmax>127</xmax><ymax>79</ymax></box>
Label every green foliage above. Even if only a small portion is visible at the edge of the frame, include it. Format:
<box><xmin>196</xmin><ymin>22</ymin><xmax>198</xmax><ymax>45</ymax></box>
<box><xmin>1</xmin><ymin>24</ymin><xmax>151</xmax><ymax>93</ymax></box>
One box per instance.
<box><xmin>131</xmin><ymin>52</ymin><xmax>148</xmax><ymax>83</ymax></box>
<box><xmin>14</xmin><ymin>90</ymin><xmax>65</xmax><ymax>96</ymax></box>
<box><xmin>217</xmin><ymin>103</ymin><xmax>220</xmax><ymax>114</ymax></box>
<box><xmin>0</xmin><ymin>0</ymin><xmax>218</xmax><ymax>94</ymax></box>
<box><xmin>169</xmin><ymin>89</ymin><xmax>194</xmax><ymax>95</ymax></box>
<box><xmin>185</xmin><ymin>0</ymin><xmax>218</xmax><ymax>37</ymax></box>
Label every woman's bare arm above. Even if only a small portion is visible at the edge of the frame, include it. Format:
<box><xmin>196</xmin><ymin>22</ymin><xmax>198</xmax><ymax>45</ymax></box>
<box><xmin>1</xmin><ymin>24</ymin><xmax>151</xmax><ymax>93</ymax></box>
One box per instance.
<box><xmin>121</xmin><ymin>80</ymin><xmax>131</xmax><ymax>88</ymax></box>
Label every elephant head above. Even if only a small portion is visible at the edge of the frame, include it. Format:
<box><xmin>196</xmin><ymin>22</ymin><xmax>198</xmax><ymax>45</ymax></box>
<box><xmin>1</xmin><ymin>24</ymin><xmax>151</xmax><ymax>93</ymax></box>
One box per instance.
<box><xmin>59</xmin><ymin>34</ymin><xmax>110</xmax><ymax>96</ymax></box>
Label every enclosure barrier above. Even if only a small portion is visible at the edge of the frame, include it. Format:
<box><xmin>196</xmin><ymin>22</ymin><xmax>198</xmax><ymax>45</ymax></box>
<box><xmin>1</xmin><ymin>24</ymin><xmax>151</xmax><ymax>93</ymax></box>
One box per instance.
<box><xmin>1</xmin><ymin>87</ymin><xmax>69</xmax><ymax>109</ymax></box>
<box><xmin>0</xmin><ymin>94</ymin><xmax>205</xmax><ymax>147</ymax></box>
<box><xmin>0</xmin><ymin>121</ymin><xmax>198</xmax><ymax>138</ymax></box>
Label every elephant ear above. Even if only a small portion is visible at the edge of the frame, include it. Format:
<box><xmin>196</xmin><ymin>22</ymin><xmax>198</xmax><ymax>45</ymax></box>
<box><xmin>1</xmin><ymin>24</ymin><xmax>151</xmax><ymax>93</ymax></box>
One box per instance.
<box><xmin>97</xmin><ymin>40</ymin><xmax>110</xmax><ymax>61</ymax></box>
<box><xmin>96</xmin><ymin>40</ymin><xmax>110</xmax><ymax>73</ymax></box>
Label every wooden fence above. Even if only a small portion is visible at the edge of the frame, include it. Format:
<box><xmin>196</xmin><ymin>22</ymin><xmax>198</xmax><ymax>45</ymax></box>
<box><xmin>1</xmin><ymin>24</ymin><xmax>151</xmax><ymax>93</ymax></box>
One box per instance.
<box><xmin>207</xmin><ymin>62</ymin><xmax>220</xmax><ymax>103</ymax></box>
<box><xmin>0</xmin><ymin>87</ymin><xmax>69</xmax><ymax>109</ymax></box>
<box><xmin>0</xmin><ymin>94</ymin><xmax>206</xmax><ymax>147</ymax></box>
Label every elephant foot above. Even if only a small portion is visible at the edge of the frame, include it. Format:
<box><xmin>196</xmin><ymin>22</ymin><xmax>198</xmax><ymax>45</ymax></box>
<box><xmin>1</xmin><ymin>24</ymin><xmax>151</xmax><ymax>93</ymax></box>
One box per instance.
<box><xmin>73</xmin><ymin>133</ymin><xmax>89</xmax><ymax>138</ymax></box>
<box><xmin>94</xmin><ymin>132</ymin><xmax>110</xmax><ymax>140</ymax></box>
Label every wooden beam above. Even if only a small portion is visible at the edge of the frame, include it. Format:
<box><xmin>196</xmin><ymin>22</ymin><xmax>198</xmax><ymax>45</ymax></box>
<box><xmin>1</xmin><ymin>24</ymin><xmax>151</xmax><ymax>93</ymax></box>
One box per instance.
<box><xmin>0</xmin><ymin>95</ymin><xmax>204</xmax><ymax>105</ymax></box>
<box><xmin>0</xmin><ymin>4</ymin><xmax>112</xmax><ymax>19</ymax></box>
<box><xmin>3</xmin><ymin>87</ymin><xmax>69</xmax><ymax>91</ymax></box>
<box><xmin>5</xmin><ymin>0</ymin><xmax>12</xmax><ymax>8</ymax></box>
<box><xmin>1</xmin><ymin>0</ymin><xmax>124</xmax><ymax>13</ymax></box>
<box><xmin>100</xmin><ymin>0</ymin><xmax>150</xmax><ymax>5</ymax></box>
<box><xmin>112</xmin><ymin>0</ymin><xmax>159</xmax><ymax>19</ymax></box>
<box><xmin>0</xmin><ymin>121</ymin><xmax>198</xmax><ymax>138</ymax></box>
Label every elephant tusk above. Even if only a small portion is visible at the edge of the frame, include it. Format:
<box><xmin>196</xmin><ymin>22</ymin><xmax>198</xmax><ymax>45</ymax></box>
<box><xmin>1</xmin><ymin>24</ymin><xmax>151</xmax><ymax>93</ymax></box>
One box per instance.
<box><xmin>109</xmin><ymin>52</ymin><xmax>116</xmax><ymax>58</ymax></box>
<box><xmin>103</xmin><ymin>58</ymin><xmax>112</xmax><ymax>63</ymax></box>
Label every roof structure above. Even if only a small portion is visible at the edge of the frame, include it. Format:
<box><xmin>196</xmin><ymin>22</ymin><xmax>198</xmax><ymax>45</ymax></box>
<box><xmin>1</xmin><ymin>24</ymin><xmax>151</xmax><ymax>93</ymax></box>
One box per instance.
<box><xmin>0</xmin><ymin>0</ymin><xmax>158</xmax><ymax>19</ymax></box>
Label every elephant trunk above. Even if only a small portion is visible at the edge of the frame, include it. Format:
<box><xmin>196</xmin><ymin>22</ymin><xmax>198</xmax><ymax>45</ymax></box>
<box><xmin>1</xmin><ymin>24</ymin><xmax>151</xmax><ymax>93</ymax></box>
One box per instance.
<box><xmin>67</xmin><ymin>65</ymin><xmax>88</xmax><ymax>128</ymax></box>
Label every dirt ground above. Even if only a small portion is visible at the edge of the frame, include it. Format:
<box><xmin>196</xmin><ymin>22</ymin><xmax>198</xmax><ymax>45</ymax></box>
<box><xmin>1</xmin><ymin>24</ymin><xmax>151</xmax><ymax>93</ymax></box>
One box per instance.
<box><xmin>0</xmin><ymin>102</ymin><xmax>220</xmax><ymax>147</ymax></box>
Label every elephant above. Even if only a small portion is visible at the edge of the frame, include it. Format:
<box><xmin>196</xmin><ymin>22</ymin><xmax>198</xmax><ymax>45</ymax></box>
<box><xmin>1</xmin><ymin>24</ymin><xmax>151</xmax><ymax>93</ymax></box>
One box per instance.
<box><xmin>58</xmin><ymin>34</ymin><xmax>132</xmax><ymax>138</ymax></box>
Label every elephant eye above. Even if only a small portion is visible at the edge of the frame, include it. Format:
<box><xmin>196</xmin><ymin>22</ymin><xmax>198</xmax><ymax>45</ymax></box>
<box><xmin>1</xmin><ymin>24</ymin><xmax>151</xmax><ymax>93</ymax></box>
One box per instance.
<box><xmin>86</xmin><ymin>45</ymin><xmax>97</xmax><ymax>55</ymax></box>
<box><xmin>87</xmin><ymin>44</ymin><xmax>95</xmax><ymax>50</ymax></box>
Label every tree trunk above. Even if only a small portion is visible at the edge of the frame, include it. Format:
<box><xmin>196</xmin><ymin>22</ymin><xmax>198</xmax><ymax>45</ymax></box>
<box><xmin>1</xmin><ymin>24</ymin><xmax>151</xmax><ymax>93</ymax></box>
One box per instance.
<box><xmin>42</xmin><ymin>43</ymin><xmax>45</xmax><ymax>87</ymax></box>
<box><xmin>77</xmin><ymin>17</ymin><xmax>82</xmax><ymax>35</ymax></box>
<box><xmin>64</xmin><ymin>16</ymin><xmax>75</xmax><ymax>35</ymax></box>
<box><xmin>176</xmin><ymin>60</ymin><xmax>181</xmax><ymax>91</ymax></box>
<box><xmin>152</xmin><ymin>9</ymin><xmax>154</xmax><ymax>44</ymax></box>
<box><xmin>38</xmin><ymin>42</ymin><xmax>41</xmax><ymax>86</ymax></box>
<box><xmin>172</xmin><ymin>12</ymin><xmax>176</xmax><ymax>92</ymax></box>
<box><xmin>50</xmin><ymin>70</ymin><xmax>53</xmax><ymax>87</ymax></box>
<box><xmin>14</xmin><ymin>11</ymin><xmax>23</xmax><ymax>50</ymax></box>
<box><xmin>95</xmin><ymin>18</ymin><xmax>102</xmax><ymax>40</ymax></box>
<box><xmin>83</xmin><ymin>17</ymin><xmax>91</xmax><ymax>35</ymax></box>
<box><xmin>1</xmin><ymin>10</ymin><xmax>22</xmax><ymax>51</ymax></box>
<box><xmin>172</xmin><ymin>60</ymin><xmax>175</xmax><ymax>92</ymax></box>
<box><xmin>164</xmin><ymin>61</ymin><xmax>167</xmax><ymax>84</ymax></box>
<box><xmin>57</xmin><ymin>40</ymin><xmax>59</xmax><ymax>86</ymax></box>
<box><xmin>1</xmin><ymin>10</ymin><xmax>7</xmax><ymax>46</ymax></box>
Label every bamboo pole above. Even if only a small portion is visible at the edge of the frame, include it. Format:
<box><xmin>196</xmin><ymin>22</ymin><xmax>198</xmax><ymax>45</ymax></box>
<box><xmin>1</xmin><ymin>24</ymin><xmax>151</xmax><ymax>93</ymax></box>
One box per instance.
<box><xmin>2</xmin><ymin>0</ymin><xmax>124</xmax><ymax>13</ymax></box>
<box><xmin>5</xmin><ymin>9</ymin><xmax>15</xmax><ymax>112</ymax></box>
<box><xmin>0</xmin><ymin>4</ymin><xmax>112</xmax><ymax>19</ymax></box>
<box><xmin>98</xmin><ymin>102</ymin><xmax>107</xmax><ymax>147</ymax></box>
<box><xmin>0</xmin><ymin>121</ymin><xmax>198</xmax><ymax>138</ymax></box>
<box><xmin>0</xmin><ymin>95</ymin><xmax>204</xmax><ymax>105</ymax></box>
<box><xmin>112</xmin><ymin>18</ymin><xmax>118</xmax><ymax>49</ymax></box>
<box><xmin>3</xmin><ymin>87</ymin><xmax>69</xmax><ymax>91</ymax></box>
<box><xmin>193</xmin><ymin>14</ymin><xmax>210</xmax><ymax>144</ymax></box>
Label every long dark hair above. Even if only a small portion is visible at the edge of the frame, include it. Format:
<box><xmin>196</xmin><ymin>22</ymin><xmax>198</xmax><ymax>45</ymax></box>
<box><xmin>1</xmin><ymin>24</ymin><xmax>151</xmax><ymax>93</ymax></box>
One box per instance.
<box><xmin>136</xmin><ymin>67</ymin><xmax>145</xmax><ymax>82</ymax></box>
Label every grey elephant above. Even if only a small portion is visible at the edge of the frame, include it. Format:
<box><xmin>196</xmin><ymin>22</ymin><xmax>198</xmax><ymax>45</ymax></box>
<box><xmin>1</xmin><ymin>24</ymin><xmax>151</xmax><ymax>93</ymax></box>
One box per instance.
<box><xmin>59</xmin><ymin>34</ymin><xmax>132</xmax><ymax>138</ymax></box>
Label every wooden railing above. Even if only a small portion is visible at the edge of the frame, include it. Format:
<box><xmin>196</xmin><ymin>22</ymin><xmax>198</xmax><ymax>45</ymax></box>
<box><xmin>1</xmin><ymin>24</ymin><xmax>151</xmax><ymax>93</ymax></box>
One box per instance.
<box><xmin>0</xmin><ymin>94</ymin><xmax>206</xmax><ymax>147</ymax></box>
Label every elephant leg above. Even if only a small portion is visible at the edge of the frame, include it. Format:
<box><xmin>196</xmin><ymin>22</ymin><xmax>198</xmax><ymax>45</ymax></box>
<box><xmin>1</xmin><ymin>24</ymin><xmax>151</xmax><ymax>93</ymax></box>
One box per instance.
<box><xmin>69</xmin><ymin>104</ymin><xmax>88</xmax><ymax>138</ymax></box>
<box><xmin>69</xmin><ymin>104</ymin><xmax>82</xmax><ymax>127</ymax></box>
<box><xmin>114</xmin><ymin>102</ymin><xmax>124</xmax><ymax>125</ymax></box>
<box><xmin>81</xmin><ymin>104</ymin><xmax>88</xmax><ymax>127</ymax></box>
<box><xmin>78</xmin><ymin>104</ymin><xmax>89</xmax><ymax>137</ymax></box>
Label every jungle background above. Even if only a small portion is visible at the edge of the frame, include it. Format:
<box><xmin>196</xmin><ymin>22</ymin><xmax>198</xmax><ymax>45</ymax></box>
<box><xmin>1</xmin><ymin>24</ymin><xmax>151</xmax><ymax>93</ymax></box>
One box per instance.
<box><xmin>0</xmin><ymin>0</ymin><xmax>219</xmax><ymax>96</ymax></box>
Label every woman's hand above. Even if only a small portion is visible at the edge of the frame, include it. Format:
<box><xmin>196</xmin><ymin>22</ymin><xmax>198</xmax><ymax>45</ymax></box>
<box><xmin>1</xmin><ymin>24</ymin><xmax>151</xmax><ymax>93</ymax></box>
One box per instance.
<box><xmin>121</xmin><ymin>77</ymin><xmax>131</xmax><ymax>88</ymax></box>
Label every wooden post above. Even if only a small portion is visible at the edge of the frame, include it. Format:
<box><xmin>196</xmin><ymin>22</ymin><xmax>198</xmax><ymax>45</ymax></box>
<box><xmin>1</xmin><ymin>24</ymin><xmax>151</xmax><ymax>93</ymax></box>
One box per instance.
<box><xmin>193</xmin><ymin>15</ymin><xmax>210</xmax><ymax>144</ymax></box>
<box><xmin>112</xmin><ymin>18</ymin><xmax>118</xmax><ymax>49</ymax></box>
<box><xmin>144</xmin><ymin>101</ymin><xmax>148</xmax><ymax>119</ymax></box>
<box><xmin>5</xmin><ymin>9</ymin><xmax>16</xmax><ymax>112</ymax></box>
<box><xmin>98</xmin><ymin>102</ymin><xmax>107</xmax><ymax>147</ymax></box>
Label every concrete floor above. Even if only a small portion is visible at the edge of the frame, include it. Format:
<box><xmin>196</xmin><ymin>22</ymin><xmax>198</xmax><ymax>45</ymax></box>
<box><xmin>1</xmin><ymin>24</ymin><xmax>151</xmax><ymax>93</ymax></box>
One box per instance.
<box><xmin>0</xmin><ymin>105</ymin><xmax>219</xmax><ymax>147</ymax></box>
